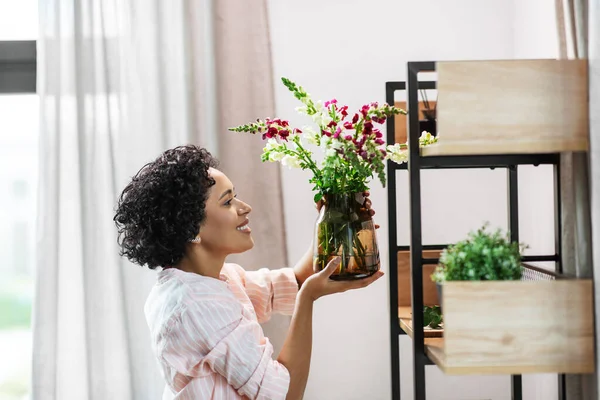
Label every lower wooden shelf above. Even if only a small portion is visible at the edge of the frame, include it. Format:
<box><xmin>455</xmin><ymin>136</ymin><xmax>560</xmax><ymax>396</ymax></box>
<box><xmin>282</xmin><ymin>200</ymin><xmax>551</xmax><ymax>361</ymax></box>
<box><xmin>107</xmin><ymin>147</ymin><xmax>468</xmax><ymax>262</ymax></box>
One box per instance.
<box><xmin>399</xmin><ymin>307</ymin><xmax>445</xmax><ymax>369</ymax></box>
<box><xmin>398</xmin><ymin>279</ymin><xmax>596</xmax><ymax>375</ymax></box>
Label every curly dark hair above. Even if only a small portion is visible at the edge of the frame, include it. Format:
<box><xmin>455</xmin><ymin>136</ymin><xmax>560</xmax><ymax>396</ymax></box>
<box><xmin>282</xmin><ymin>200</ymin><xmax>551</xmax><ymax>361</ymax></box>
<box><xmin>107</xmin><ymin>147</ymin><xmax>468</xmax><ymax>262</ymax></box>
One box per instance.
<box><xmin>114</xmin><ymin>145</ymin><xmax>219</xmax><ymax>269</ymax></box>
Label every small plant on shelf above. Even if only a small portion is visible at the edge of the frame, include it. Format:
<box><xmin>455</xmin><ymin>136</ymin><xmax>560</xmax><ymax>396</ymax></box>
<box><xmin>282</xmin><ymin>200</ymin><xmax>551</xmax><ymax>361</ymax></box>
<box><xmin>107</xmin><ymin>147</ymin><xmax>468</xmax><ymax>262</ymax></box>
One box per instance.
<box><xmin>423</xmin><ymin>305</ymin><xmax>443</xmax><ymax>329</ymax></box>
<box><xmin>431</xmin><ymin>224</ymin><xmax>526</xmax><ymax>309</ymax></box>
<box><xmin>431</xmin><ymin>224</ymin><xmax>525</xmax><ymax>284</ymax></box>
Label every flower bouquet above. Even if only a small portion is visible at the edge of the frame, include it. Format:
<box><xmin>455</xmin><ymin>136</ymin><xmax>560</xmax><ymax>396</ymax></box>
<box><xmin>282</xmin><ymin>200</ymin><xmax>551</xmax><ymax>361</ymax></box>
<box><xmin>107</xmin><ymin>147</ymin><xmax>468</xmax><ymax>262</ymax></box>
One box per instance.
<box><xmin>229</xmin><ymin>78</ymin><xmax>435</xmax><ymax>280</ymax></box>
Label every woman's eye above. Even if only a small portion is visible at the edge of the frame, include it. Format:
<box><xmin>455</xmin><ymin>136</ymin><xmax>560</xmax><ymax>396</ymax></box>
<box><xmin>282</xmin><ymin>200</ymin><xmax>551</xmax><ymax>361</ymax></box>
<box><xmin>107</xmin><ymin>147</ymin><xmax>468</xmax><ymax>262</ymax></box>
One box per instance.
<box><xmin>224</xmin><ymin>195</ymin><xmax>237</xmax><ymax>206</ymax></box>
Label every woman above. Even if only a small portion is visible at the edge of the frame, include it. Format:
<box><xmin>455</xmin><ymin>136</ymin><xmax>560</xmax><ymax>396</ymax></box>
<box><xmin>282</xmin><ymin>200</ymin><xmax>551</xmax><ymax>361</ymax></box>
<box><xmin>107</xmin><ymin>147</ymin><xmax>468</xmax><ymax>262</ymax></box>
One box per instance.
<box><xmin>114</xmin><ymin>145</ymin><xmax>383</xmax><ymax>399</ymax></box>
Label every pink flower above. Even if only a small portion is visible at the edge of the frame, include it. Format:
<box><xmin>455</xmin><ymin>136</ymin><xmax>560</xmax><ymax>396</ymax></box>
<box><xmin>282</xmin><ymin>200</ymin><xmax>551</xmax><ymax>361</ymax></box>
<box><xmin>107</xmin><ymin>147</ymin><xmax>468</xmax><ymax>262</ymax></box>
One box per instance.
<box><xmin>352</xmin><ymin>113</ymin><xmax>359</xmax><ymax>124</ymax></box>
<box><xmin>263</xmin><ymin>126</ymin><xmax>278</xmax><ymax>140</ymax></box>
<box><xmin>333</xmin><ymin>127</ymin><xmax>342</xmax><ymax>139</ymax></box>
<box><xmin>355</xmin><ymin>136</ymin><xmax>366</xmax><ymax>148</ymax></box>
<box><xmin>339</xmin><ymin>105</ymin><xmax>348</xmax><ymax>117</ymax></box>
<box><xmin>375</xmin><ymin>138</ymin><xmax>385</xmax><ymax>145</ymax></box>
<box><xmin>360</xmin><ymin>150</ymin><xmax>368</xmax><ymax>160</ymax></box>
<box><xmin>279</xmin><ymin>129</ymin><xmax>290</xmax><ymax>140</ymax></box>
<box><xmin>343</xmin><ymin>121</ymin><xmax>354</xmax><ymax>130</ymax></box>
<box><xmin>360</xmin><ymin>104</ymin><xmax>370</xmax><ymax>117</ymax></box>
<box><xmin>374</xmin><ymin>129</ymin><xmax>383</xmax><ymax>138</ymax></box>
<box><xmin>373</xmin><ymin>116</ymin><xmax>386</xmax><ymax>124</ymax></box>
<box><xmin>363</xmin><ymin>121</ymin><xmax>373</xmax><ymax>134</ymax></box>
<box><xmin>324</xmin><ymin>99</ymin><xmax>338</xmax><ymax>107</ymax></box>
<box><xmin>293</xmin><ymin>128</ymin><xmax>302</xmax><ymax>134</ymax></box>
<box><xmin>321</xmin><ymin>129</ymin><xmax>332</xmax><ymax>137</ymax></box>
<box><xmin>380</xmin><ymin>149</ymin><xmax>387</xmax><ymax>157</ymax></box>
<box><xmin>327</xmin><ymin>120</ymin><xmax>337</xmax><ymax>128</ymax></box>
<box><xmin>344</xmin><ymin>134</ymin><xmax>353</xmax><ymax>141</ymax></box>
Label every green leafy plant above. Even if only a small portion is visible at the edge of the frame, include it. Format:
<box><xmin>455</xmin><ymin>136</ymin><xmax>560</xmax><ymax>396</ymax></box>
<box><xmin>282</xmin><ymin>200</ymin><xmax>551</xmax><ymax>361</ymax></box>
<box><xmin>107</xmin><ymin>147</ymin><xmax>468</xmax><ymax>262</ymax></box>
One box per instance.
<box><xmin>431</xmin><ymin>223</ymin><xmax>525</xmax><ymax>283</ymax></box>
<box><xmin>423</xmin><ymin>305</ymin><xmax>443</xmax><ymax>329</ymax></box>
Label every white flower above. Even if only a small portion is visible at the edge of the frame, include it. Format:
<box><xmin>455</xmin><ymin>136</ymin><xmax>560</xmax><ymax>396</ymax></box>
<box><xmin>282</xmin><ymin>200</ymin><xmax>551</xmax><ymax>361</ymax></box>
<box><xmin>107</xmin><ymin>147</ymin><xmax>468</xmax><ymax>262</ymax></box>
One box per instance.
<box><xmin>389</xmin><ymin>151</ymin><xmax>408</xmax><ymax>164</ymax></box>
<box><xmin>269</xmin><ymin>151</ymin><xmax>285</xmax><ymax>162</ymax></box>
<box><xmin>320</xmin><ymin>136</ymin><xmax>332</xmax><ymax>151</ymax></box>
<box><xmin>264</xmin><ymin>139</ymin><xmax>286</xmax><ymax>162</ymax></box>
<box><xmin>386</xmin><ymin>143</ymin><xmax>409</xmax><ymax>164</ymax></box>
<box><xmin>419</xmin><ymin>131</ymin><xmax>438</xmax><ymax>146</ymax></box>
<box><xmin>303</xmin><ymin>126</ymin><xmax>320</xmax><ymax>146</ymax></box>
<box><xmin>325</xmin><ymin>148</ymin><xmax>337</xmax><ymax>158</ymax></box>
<box><xmin>310</xmin><ymin>100</ymin><xmax>332</xmax><ymax>127</ymax></box>
<box><xmin>330</xmin><ymin>139</ymin><xmax>343</xmax><ymax>150</ymax></box>
<box><xmin>265</xmin><ymin>138</ymin><xmax>279</xmax><ymax>151</ymax></box>
<box><xmin>281</xmin><ymin>154</ymin><xmax>301</xmax><ymax>169</ymax></box>
<box><xmin>295</xmin><ymin>105</ymin><xmax>308</xmax><ymax>115</ymax></box>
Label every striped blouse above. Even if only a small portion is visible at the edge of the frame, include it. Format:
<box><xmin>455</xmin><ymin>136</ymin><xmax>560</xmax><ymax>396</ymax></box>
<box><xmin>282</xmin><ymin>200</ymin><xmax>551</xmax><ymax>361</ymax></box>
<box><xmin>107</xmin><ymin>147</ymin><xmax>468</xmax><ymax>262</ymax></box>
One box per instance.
<box><xmin>144</xmin><ymin>264</ymin><xmax>299</xmax><ymax>399</ymax></box>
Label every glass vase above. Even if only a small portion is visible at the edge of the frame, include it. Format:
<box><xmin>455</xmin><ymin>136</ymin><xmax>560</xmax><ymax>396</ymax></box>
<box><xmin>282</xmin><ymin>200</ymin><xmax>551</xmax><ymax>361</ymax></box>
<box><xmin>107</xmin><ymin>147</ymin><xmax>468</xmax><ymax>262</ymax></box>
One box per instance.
<box><xmin>313</xmin><ymin>192</ymin><xmax>380</xmax><ymax>280</ymax></box>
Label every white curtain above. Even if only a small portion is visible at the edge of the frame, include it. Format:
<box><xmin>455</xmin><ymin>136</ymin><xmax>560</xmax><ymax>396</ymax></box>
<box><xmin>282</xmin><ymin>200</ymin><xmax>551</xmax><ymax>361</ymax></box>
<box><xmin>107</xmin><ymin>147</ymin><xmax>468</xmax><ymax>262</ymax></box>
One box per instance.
<box><xmin>33</xmin><ymin>0</ymin><xmax>287</xmax><ymax>399</ymax></box>
<box><xmin>589</xmin><ymin>0</ymin><xmax>600</xmax><ymax>398</ymax></box>
<box><xmin>556</xmin><ymin>1</ymin><xmax>598</xmax><ymax>399</ymax></box>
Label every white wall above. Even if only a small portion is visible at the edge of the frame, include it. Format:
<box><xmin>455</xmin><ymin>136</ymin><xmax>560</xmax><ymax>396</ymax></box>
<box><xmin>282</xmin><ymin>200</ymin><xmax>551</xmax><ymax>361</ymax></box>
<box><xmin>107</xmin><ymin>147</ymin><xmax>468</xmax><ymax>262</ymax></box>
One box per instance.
<box><xmin>268</xmin><ymin>1</ymin><xmax>559</xmax><ymax>399</ymax></box>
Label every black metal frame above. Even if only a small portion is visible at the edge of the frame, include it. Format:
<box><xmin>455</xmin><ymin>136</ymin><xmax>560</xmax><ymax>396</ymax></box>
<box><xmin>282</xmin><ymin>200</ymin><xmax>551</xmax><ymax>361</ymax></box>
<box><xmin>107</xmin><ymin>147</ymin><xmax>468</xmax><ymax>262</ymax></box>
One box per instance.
<box><xmin>386</xmin><ymin>61</ymin><xmax>565</xmax><ymax>400</ymax></box>
<box><xmin>0</xmin><ymin>40</ymin><xmax>36</xmax><ymax>93</ymax></box>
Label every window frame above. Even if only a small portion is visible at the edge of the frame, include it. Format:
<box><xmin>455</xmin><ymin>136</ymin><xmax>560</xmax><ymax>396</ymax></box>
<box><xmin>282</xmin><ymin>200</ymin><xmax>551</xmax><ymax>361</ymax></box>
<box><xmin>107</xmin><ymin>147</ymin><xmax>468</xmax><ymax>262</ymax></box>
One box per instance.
<box><xmin>0</xmin><ymin>40</ymin><xmax>36</xmax><ymax>94</ymax></box>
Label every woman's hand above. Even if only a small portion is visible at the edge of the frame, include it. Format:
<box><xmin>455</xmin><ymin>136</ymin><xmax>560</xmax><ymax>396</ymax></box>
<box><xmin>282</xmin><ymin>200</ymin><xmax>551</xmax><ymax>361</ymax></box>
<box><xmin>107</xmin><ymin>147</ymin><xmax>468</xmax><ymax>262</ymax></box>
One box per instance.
<box><xmin>300</xmin><ymin>256</ymin><xmax>384</xmax><ymax>301</ymax></box>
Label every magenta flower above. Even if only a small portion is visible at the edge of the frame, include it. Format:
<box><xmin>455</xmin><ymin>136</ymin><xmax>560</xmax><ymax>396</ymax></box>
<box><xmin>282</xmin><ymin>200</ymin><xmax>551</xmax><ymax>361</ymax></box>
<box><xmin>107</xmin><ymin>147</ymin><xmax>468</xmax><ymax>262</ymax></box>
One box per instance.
<box><xmin>352</xmin><ymin>113</ymin><xmax>359</xmax><ymax>124</ymax></box>
<box><xmin>343</xmin><ymin>121</ymin><xmax>354</xmax><ymax>130</ymax></box>
<box><xmin>324</xmin><ymin>99</ymin><xmax>338</xmax><ymax>107</ymax></box>
<box><xmin>279</xmin><ymin>129</ymin><xmax>290</xmax><ymax>140</ymax></box>
<box><xmin>339</xmin><ymin>105</ymin><xmax>349</xmax><ymax>118</ymax></box>
<box><xmin>333</xmin><ymin>127</ymin><xmax>342</xmax><ymax>139</ymax></box>
<box><xmin>344</xmin><ymin>134</ymin><xmax>353</xmax><ymax>141</ymax></box>
<box><xmin>360</xmin><ymin>105</ymin><xmax>370</xmax><ymax>118</ymax></box>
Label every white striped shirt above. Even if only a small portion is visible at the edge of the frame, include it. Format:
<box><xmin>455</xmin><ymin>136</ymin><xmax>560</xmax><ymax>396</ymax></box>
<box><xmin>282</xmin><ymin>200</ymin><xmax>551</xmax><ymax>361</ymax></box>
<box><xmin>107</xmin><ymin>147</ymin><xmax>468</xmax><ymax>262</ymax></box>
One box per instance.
<box><xmin>144</xmin><ymin>264</ymin><xmax>298</xmax><ymax>399</ymax></box>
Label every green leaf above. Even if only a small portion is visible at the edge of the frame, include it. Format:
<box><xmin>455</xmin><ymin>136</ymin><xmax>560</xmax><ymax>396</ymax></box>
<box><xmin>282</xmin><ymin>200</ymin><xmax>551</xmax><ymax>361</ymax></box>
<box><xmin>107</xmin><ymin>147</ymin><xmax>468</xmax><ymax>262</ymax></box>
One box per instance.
<box><xmin>423</xmin><ymin>305</ymin><xmax>443</xmax><ymax>329</ymax></box>
<box><xmin>313</xmin><ymin>192</ymin><xmax>323</xmax><ymax>203</ymax></box>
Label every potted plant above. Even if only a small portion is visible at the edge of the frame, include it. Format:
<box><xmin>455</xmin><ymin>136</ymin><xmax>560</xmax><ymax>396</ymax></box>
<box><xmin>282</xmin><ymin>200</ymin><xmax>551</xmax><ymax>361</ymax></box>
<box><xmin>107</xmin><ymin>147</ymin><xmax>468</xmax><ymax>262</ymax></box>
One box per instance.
<box><xmin>229</xmin><ymin>78</ymin><xmax>437</xmax><ymax>280</ymax></box>
<box><xmin>431</xmin><ymin>224</ymin><xmax>525</xmax><ymax>310</ymax></box>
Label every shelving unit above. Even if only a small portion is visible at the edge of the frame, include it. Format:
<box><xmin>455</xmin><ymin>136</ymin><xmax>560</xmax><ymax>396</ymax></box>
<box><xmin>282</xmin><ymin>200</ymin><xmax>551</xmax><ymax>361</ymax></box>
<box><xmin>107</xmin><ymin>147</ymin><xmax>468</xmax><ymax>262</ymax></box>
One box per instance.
<box><xmin>385</xmin><ymin>60</ymin><xmax>594</xmax><ymax>400</ymax></box>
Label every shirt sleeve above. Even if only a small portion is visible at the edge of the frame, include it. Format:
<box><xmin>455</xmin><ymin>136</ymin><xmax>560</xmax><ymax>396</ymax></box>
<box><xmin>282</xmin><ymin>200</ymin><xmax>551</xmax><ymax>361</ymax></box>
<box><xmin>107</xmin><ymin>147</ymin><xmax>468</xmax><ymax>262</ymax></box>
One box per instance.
<box><xmin>228</xmin><ymin>264</ymin><xmax>298</xmax><ymax>322</ymax></box>
<box><xmin>162</xmin><ymin>297</ymin><xmax>290</xmax><ymax>400</ymax></box>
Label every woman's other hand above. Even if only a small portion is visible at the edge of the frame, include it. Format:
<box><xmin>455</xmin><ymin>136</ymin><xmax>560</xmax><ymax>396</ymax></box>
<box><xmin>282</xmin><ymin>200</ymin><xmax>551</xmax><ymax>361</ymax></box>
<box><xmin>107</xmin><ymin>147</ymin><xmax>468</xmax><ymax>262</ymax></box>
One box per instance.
<box><xmin>300</xmin><ymin>257</ymin><xmax>384</xmax><ymax>302</ymax></box>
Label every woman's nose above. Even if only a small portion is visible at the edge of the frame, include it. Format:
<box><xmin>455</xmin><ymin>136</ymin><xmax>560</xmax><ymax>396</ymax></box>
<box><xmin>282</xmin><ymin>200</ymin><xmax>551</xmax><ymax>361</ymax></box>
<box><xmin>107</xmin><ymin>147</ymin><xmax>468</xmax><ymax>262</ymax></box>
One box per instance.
<box><xmin>238</xmin><ymin>200</ymin><xmax>252</xmax><ymax>215</ymax></box>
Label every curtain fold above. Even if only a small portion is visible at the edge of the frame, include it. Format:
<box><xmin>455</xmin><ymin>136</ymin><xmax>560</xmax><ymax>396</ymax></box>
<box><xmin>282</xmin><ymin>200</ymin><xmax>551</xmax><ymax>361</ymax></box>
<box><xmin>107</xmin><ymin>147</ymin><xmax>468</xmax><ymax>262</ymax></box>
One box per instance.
<box><xmin>33</xmin><ymin>0</ymin><xmax>288</xmax><ymax>398</ymax></box>
<box><xmin>185</xmin><ymin>0</ymin><xmax>290</xmax><ymax>354</ymax></box>
<box><xmin>556</xmin><ymin>0</ymin><xmax>596</xmax><ymax>399</ymax></box>
<box><xmin>589</xmin><ymin>0</ymin><xmax>600</xmax><ymax>398</ymax></box>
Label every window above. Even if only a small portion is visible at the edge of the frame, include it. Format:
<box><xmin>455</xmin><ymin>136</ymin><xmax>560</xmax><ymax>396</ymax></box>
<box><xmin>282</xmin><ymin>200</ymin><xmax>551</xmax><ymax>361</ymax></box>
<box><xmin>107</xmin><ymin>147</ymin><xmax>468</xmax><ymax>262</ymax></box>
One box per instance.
<box><xmin>0</xmin><ymin>1</ymin><xmax>38</xmax><ymax>399</ymax></box>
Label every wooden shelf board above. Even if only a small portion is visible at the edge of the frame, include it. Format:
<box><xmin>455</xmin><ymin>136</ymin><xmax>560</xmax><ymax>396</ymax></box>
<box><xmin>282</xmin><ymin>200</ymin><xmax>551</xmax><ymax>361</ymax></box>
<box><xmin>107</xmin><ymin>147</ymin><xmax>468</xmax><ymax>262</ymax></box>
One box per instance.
<box><xmin>420</xmin><ymin>138</ymin><xmax>588</xmax><ymax>157</ymax></box>
<box><xmin>398</xmin><ymin>306</ymin><xmax>445</xmax><ymax>370</ymax></box>
<box><xmin>434</xmin><ymin>59</ymin><xmax>589</xmax><ymax>155</ymax></box>
<box><xmin>398</xmin><ymin>299</ymin><xmax>595</xmax><ymax>375</ymax></box>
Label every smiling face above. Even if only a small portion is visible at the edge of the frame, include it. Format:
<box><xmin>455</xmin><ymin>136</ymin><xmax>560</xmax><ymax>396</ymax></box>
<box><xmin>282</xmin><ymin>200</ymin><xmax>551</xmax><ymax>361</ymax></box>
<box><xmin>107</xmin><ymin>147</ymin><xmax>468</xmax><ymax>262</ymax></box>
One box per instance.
<box><xmin>197</xmin><ymin>168</ymin><xmax>254</xmax><ymax>257</ymax></box>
